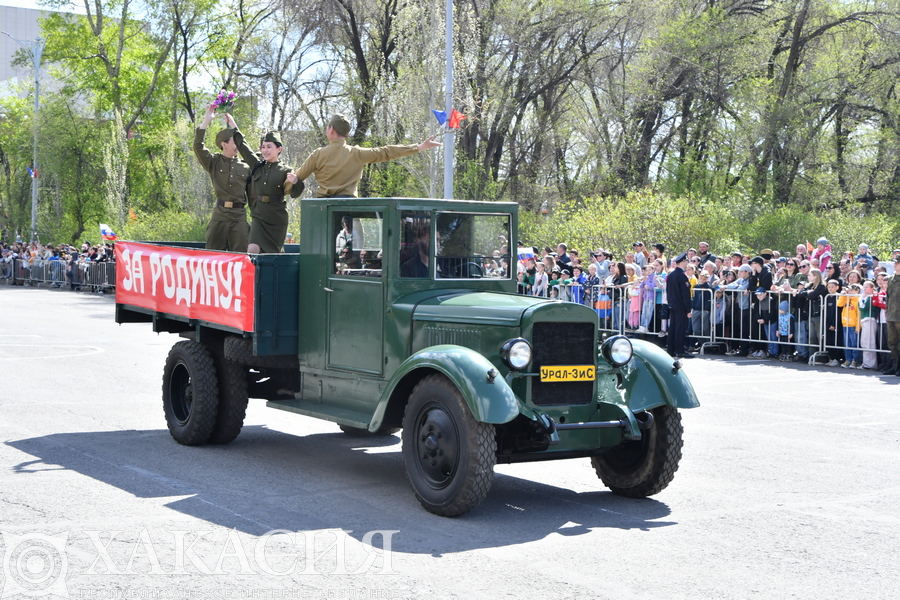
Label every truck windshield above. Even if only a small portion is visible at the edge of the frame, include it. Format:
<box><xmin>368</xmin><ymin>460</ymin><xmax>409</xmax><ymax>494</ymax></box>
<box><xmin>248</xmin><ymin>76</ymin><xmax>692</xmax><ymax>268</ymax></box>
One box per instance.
<box><xmin>399</xmin><ymin>211</ymin><xmax>511</xmax><ymax>279</ymax></box>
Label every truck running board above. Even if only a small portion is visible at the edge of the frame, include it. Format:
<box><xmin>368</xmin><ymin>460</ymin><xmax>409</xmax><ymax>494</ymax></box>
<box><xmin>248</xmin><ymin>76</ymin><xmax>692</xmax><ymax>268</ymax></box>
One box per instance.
<box><xmin>266</xmin><ymin>399</ymin><xmax>370</xmax><ymax>429</ymax></box>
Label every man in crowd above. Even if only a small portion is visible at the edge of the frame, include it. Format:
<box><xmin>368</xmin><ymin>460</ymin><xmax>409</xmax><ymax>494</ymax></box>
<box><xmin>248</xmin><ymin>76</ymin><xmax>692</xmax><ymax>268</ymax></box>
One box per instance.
<box><xmin>697</xmin><ymin>241</ymin><xmax>716</xmax><ymax>267</ymax></box>
<box><xmin>633</xmin><ymin>242</ymin><xmax>647</xmax><ymax>268</ymax></box>
<box><xmin>556</xmin><ymin>243</ymin><xmax>571</xmax><ymax>265</ymax></box>
<box><xmin>194</xmin><ymin>103</ymin><xmax>251</xmax><ymax>252</ymax></box>
<box><xmin>666</xmin><ymin>252</ymin><xmax>693</xmax><ymax>359</ymax></box>
<box><xmin>725</xmin><ymin>264</ymin><xmax>753</xmax><ymax>356</ymax></box>
<box><xmin>285</xmin><ymin>114</ymin><xmax>440</xmax><ymax>198</ymax></box>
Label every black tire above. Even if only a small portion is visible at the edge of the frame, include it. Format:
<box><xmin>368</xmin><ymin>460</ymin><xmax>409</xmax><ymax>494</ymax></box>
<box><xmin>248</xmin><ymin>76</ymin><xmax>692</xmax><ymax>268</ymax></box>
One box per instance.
<box><xmin>591</xmin><ymin>405</ymin><xmax>683</xmax><ymax>498</ymax></box>
<box><xmin>339</xmin><ymin>424</ymin><xmax>401</xmax><ymax>437</ymax></box>
<box><xmin>223</xmin><ymin>336</ymin><xmax>298</xmax><ymax>369</ymax></box>
<box><xmin>401</xmin><ymin>374</ymin><xmax>496</xmax><ymax>517</ymax></box>
<box><xmin>207</xmin><ymin>356</ymin><xmax>249</xmax><ymax>445</ymax></box>
<box><xmin>162</xmin><ymin>341</ymin><xmax>219</xmax><ymax>446</ymax></box>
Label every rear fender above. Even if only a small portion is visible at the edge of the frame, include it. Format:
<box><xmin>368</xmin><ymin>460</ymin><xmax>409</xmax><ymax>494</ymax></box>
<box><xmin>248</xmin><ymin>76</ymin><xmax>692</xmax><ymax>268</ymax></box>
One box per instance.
<box><xmin>371</xmin><ymin>345</ymin><xmax>519</xmax><ymax>431</ymax></box>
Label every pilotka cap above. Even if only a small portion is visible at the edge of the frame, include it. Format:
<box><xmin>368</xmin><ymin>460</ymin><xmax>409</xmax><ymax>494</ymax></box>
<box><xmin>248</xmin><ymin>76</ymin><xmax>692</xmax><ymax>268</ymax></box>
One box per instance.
<box><xmin>215</xmin><ymin>128</ymin><xmax>235</xmax><ymax>149</ymax></box>
<box><xmin>329</xmin><ymin>114</ymin><xmax>352</xmax><ymax>137</ymax></box>
<box><xmin>263</xmin><ymin>131</ymin><xmax>282</xmax><ymax>147</ymax></box>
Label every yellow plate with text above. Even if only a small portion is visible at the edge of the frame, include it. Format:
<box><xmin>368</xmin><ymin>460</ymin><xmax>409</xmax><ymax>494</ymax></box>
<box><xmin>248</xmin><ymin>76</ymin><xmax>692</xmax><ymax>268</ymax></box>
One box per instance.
<box><xmin>539</xmin><ymin>365</ymin><xmax>596</xmax><ymax>382</ymax></box>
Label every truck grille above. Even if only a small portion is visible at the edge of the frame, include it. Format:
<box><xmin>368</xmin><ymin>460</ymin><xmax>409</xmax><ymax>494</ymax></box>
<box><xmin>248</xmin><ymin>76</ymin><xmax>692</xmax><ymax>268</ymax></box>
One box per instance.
<box><xmin>531</xmin><ymin>322</ymin><xmax>595</xmax><ymax>406</ymax></box>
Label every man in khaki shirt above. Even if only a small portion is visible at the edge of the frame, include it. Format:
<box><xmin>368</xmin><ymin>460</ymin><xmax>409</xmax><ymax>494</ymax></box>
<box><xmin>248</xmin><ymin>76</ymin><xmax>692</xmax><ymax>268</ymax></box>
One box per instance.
<box><xmin>284</xmin><ymin>115</ymin><xmax>440</xmax><ymax>198</ymax></box>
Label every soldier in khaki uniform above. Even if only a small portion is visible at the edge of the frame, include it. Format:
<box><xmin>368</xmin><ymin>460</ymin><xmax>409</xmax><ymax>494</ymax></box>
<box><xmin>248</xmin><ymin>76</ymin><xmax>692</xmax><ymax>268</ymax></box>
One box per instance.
<box><xmin>884</xmin><ymin>255</ymin><xmax>900</xmax><ymax>376</ymax></box>
<box><xmin>194</xmin><ymin>104</ymin><xmax>251</xmax><ymax>252</ymax></box>
<box><xmin>226</xmin><ymin>114</ymin><xmax>303</xmax><ymax>253</ymax></box>
<box><xmin>284</xmin><ymin>114</ymin><xmax>440</xmax><ymax>198</ymax></box>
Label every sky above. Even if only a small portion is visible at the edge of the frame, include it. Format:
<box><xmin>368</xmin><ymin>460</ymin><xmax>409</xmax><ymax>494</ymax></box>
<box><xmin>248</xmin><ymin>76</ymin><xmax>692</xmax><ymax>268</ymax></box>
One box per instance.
<box><xmin>0</xmin><ymin>0</ymin><xmax>85</xmax><ymax>13</ymax></box>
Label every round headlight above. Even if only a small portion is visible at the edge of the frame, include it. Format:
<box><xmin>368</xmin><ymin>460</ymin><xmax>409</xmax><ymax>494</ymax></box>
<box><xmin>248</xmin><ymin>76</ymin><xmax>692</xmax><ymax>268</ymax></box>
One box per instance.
<box><xmin>602</xmin><ymin>335</ymin><xmax>633</xmax><ymax>367</ymax></box>
<box><xmin>500</xmin><ymin>338</ymin><xmax>533</xmax><ymax>370</ymax></box>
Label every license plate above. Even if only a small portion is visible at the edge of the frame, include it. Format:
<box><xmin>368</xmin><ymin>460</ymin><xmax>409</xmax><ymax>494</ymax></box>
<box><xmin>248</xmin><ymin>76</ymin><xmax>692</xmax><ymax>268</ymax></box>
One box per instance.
<box><xmin>539</xmin><ymin>365</ymin><xmax>596</xmax><ymax>382</ymax></box>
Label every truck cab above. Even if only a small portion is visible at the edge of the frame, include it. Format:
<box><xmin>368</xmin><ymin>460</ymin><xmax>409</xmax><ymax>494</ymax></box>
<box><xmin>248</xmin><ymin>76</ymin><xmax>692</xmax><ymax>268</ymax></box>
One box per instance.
<box><xmin>116</xmin><ymin>197</ymin><xmax>699</xmax><ymax>517</ymax></box>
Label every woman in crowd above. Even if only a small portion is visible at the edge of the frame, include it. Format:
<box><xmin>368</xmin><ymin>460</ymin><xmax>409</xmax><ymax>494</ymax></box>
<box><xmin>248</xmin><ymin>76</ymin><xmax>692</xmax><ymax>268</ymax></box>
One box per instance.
<box><xmin>690</xmin><ymin>271</ymin><xmax>713</xmax><ymax>349</ymax></box>
<box><xmin>569</xmin><ymin>265</ymin><xmax>586</xmax><ymax>304</ymax></box>
<box><xmin>844</xmin><ymin>270</ymin><xmax>863</xmax><ymax>288</ymax></box>
<box><xmin>609</xmin><ymin>262</ymin><xmax>629</xmax><ymax>331</ymax></box>
<box><xmin>857</xmin><ymin>280</ymin><xmax>880</xmax><ymax>369</ymax></box>
<box><xmin>652</xmin><ymin>258</ymin><xmax>668</xmax><ymax>336</ymax></box>
<box><xmin>794</xmin><ymin>267</ymin><xmax>826</xmax><ymax>362</ymax></box>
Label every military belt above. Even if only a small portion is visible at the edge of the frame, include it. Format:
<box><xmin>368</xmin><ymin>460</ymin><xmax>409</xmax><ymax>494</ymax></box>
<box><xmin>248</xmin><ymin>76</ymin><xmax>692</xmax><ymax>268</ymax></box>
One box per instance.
<box><xmin>259</xmin><ymin>195</ymin><xmax>284</xmax><ymax>203</ymax></box>
<box><xmin>217</xmin><ymin>200</ymin><xmax>246</xmax><ymax>209</ymax></box>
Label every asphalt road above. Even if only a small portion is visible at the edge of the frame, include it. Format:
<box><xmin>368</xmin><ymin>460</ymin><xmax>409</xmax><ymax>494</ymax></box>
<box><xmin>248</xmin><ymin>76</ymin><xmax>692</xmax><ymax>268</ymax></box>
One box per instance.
<box><xmin>1</xmin><ymin>286</ymin><xmax>898</xmax><ymax>600</ymax></box>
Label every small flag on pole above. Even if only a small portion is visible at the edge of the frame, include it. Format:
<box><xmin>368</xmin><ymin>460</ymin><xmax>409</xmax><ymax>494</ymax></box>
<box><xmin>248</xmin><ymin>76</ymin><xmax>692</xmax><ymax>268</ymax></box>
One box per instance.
<box><xmin>806</xmin><ymin>240</ymin><xmax>814</xmax><ymax>253</ymax></box>
<box><xmin>100</xmin><ymin>224</ymin><xmax>118</xmax><ymax>241</ymax></box>
<box><xmin>432</xmin><ymin>109</ymin><xmax>466</xmax><ymax>128</ymax></box>
<box><xmin>448</xmin><ymin>109</ymin><xmax>466</xmax><ymax>129</ymax></box>
<box><xmin>27</xmin><ymin>166</ymin><xmax>38</xmax><ymax>178</ymax></box>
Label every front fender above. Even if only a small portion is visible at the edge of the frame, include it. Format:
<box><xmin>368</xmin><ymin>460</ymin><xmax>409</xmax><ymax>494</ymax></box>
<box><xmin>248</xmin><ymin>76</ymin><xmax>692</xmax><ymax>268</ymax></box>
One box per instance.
<box><xmin>373</xmin><ymin>345</ymin><xmax>520</xmax><ymax>429</ymax></box>
<box><xmin>617</xmin><ymin>339</ymin><xmax>700</xmax><ymax>412</ymax></box>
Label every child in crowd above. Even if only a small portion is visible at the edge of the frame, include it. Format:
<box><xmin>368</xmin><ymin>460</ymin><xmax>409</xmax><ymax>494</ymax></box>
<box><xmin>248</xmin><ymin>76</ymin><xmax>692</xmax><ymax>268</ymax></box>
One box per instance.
<box><xmin>548</xmin><ymin>269</ymin><xmax>560</xmax><ymax>299</ymax></box>
<box><xmin>811</xmin><ymin>238</ymin><xmax>832</xmax><ymax>272</ymax></box>
<box><xmin>837</xmin><ymin>283</ymin><xmax>861</xmax><ymax>368</ymax></box>
<box><xmin>753</xmin><ymin>287</ymin><xmax>778</xmax><ymax>358</ymax></box>
<box><xmin>532</xmin><ymin>262</ymin><xmax>548</xmax><ymax>296</ymax></box>
<box><xmin>637</xmin><ymin>264</ymin><xmax>656</xmax><ymax>334</ymax></box>
<box><xmin>628</xmin><ymin>274</ymin><xmax>642</xmax><ymax>329</ymax></box>
<box><xmin>857</xmin><ymin>280</ymin><xmax>879</xmax><ymax>369</ymax></box>
<box><xmin>776</xmin><ymin>300</ymin><xmax>794</xmax><ymax>361</ymax></box>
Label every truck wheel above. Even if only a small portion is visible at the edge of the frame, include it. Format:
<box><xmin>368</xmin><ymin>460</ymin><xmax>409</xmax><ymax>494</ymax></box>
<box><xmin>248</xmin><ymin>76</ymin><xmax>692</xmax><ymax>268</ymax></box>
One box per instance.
<box><xmin>339</xmin><ymin>425</ymin><xmax>400</xmax><ymax>437</ymax></box>
<box><xmin>591</xmin><ymin>405</ymin><xmax>683</xmax><ymax>498</ymax></box>
<box><xmin>162</xmin><ymin>341</ymin><xmax>219</xmax><ymax>446</ymax></box>
<box><xmin>207</xmin><ymin>358</ymin><xmax>249</xmax><ymax>445</ymax></box>
<box><xmin>401</xmin><ymin>374</ymin><xmax>496</xmax><ymax>517</ymax></box>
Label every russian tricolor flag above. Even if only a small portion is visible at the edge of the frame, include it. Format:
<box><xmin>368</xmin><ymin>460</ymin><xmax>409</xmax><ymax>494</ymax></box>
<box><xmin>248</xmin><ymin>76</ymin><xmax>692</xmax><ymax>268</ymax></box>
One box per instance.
<box><xmin>27</xmin><ymin>166</ymin><xmax>38</xmax><ymax>178</ymax></box>
<box><xmin>517</xmin><ymin>249</ymin><xmax>536</xmax><ymax>261</ymax></box>
<box><xmin>100</xmin><ymin>224</ymin><xmax>117</xmax><ymax>241</ymax></box>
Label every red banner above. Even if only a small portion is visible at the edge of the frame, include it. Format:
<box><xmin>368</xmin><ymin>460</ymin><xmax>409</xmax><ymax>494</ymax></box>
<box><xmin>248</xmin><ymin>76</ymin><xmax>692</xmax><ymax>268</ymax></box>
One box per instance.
<box><xmin>115</xmin><ymin>242</ymin><xmax>255</xmax><ymax>332</ymax></box>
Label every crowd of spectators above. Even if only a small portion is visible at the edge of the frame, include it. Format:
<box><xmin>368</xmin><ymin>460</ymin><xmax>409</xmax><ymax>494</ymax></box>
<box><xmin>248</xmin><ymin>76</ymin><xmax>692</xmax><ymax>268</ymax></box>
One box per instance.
<box><xmin>516</xmin><ymin>239</ymin><xmax>900</xmax><ymax>376</ymax></box>
<box><xmin>1</xmin><ymin>239</ymin><xmax>115</xmax><ymax>292</ymax></box>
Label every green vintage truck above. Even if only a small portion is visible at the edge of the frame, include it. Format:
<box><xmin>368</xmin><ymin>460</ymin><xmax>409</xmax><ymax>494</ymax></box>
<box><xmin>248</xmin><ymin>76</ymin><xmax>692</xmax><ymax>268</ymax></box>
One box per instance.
<box><xmin>115</xmin><ymin>197</ymin><xmax>699</xmax><ymax>517</ymax></box>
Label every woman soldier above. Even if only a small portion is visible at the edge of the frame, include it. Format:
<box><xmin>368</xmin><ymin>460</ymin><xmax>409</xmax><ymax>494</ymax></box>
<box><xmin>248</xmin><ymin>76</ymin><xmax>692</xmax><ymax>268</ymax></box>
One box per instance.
<box><xmin>226</xmin><ymin>114</ymin><xmax>304</xmax><ymax>253</ymax></box>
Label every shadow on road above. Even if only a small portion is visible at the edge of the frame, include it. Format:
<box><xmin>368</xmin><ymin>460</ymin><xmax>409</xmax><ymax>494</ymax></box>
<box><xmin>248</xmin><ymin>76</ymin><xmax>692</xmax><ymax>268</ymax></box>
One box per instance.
<box><xmin>7</xmin><ymin>425</ymin><xmax>675</xmax><ymax>554</ymax></box>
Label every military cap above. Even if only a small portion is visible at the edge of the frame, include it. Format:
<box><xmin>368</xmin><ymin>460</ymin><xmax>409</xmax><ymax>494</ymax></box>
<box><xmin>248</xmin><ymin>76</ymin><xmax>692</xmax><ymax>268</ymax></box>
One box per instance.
<box><xmin>215</xmin><ymin>128</ymin><xmax>235</xmax><ymax>149</ymax></box>
<box><xmin>263</xmin><ymin>131</ymin><xmax>282</xmax><ymax>147</ymax></box>
<box><xmin>673</xmin><ymin>252</ymin><xmax>688</xmax><ymax>264</ymax></box>
<box><xmin>329</xmin><ymin>114</ymin><xmax>352</xmax><ymax>137</ymax></box>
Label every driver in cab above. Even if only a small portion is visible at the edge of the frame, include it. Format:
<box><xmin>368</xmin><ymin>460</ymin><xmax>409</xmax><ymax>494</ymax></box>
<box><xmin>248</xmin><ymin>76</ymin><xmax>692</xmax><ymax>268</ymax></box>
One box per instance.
<box><xmin>401</xmin><ymin>226</ymin><xmax>441</xmax><ymax>278</ymax></box>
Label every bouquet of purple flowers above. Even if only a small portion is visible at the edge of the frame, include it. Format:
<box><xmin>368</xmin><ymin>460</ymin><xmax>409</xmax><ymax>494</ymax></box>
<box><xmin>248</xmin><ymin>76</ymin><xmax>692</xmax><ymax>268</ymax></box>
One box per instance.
<box><xmin>213</xmin><ymin>89</ymin><xmax>235</xmax><ymax>113</ymax></box>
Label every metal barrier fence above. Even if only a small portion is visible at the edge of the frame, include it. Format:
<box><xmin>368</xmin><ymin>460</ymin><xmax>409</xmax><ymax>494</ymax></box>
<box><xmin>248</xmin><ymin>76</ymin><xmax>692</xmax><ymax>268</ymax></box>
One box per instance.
<box><xmin>1</xmin><ymin>258</ymin><xmax>116</xmax><ymax>293</ymax></box>
<box><xmin>518</xmin><ymin>283</ymin><xmax>893</xmax><ymax>369</ymax></box>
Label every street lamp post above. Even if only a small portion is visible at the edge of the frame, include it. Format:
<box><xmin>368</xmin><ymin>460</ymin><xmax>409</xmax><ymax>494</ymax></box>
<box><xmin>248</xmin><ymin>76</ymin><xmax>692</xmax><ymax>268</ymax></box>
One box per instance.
<box><xmin>2</xmin><ymin>32</ymin><xmax>44</xmax><ymax>242</ymax></box>
<box><xmin>443</xmin><ymin>0</ymin><xmax>453</xmax><ymax>200</ymax></box>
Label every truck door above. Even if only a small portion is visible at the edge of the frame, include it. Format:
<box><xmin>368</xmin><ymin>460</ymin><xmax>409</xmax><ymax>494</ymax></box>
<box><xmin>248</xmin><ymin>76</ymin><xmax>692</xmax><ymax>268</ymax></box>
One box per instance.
<box><xmin>326</xmin><ymin>209</ymin><xmax>385</xmax><ymax>375</ymax></box>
